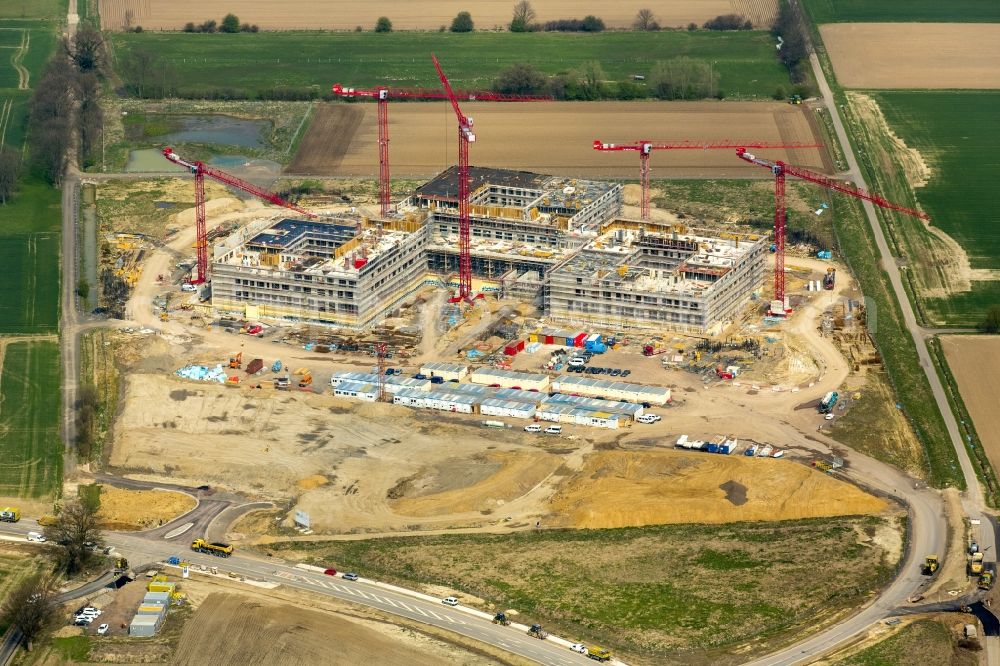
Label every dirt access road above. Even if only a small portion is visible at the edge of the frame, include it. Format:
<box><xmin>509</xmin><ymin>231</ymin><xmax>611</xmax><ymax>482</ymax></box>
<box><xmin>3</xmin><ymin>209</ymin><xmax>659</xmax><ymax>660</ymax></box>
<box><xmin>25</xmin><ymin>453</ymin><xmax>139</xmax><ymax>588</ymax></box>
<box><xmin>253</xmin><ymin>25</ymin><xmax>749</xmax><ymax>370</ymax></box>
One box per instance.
<box><xmin>289</xmin><ymin>101</ymin><xmax>828</xmax><ymax>179</ymax></box>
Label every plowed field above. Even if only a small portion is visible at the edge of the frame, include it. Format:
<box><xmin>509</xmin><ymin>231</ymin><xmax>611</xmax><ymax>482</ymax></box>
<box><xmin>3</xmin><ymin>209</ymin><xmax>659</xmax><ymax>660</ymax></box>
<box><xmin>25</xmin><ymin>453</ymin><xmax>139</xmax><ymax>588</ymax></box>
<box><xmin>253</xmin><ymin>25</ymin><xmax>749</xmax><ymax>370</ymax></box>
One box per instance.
<box><xmin>822</xmin><ymin>23</ymin><xmax>1000</xmax><ymax>89</ymax></box>
<box><xmin>99</xmin><ymin>0</ymin><xmax>777</xmax><ymax>31</ymax></box>
<box><xmin>940</xmin><ymin>336</ymin><xmax>1000</xmax><ymax>479</ymax></box>
<box><xmin>289</xmin><ymin>101</ymin><xmax>828</xmax><ymax>178</ymax></box>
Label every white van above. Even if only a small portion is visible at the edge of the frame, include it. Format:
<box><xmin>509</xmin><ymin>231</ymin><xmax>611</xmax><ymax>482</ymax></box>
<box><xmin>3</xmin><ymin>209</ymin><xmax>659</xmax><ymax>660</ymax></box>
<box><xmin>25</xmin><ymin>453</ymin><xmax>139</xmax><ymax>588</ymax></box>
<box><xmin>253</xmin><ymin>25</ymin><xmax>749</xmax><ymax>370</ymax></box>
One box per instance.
<box><xmin>544</xmin><ymin>425</ymin><xmax>562</xmax><ymax>435</ymax></box>
<box><xmin>26</xmin><ymin>532</ymin><xmax>45</xmax><ymax>542</ymax></box>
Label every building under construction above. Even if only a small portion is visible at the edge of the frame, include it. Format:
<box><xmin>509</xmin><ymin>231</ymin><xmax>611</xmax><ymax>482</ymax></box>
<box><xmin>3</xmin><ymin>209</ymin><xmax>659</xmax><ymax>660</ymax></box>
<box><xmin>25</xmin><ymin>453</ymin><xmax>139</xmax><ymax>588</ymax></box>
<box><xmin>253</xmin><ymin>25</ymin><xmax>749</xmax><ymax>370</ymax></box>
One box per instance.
<box><xmin>209</xmin><ymin>167</ymin><xmax>764</xmax><ymax>333</ymax></box>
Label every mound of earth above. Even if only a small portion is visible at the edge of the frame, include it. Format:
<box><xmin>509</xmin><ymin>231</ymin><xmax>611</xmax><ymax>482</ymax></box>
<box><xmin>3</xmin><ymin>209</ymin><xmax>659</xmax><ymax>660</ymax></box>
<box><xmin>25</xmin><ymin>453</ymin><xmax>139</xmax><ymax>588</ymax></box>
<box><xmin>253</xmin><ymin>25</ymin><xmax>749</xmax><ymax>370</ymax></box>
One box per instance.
<box><xmin>97</xmin><ymin>485</ymin><xmax>196</xmax><ymax>530</ymax></box>
<box><xmin>548</xmin><ymin>450</ymin><xmax>887</xmax><ymax>528</ymax></box>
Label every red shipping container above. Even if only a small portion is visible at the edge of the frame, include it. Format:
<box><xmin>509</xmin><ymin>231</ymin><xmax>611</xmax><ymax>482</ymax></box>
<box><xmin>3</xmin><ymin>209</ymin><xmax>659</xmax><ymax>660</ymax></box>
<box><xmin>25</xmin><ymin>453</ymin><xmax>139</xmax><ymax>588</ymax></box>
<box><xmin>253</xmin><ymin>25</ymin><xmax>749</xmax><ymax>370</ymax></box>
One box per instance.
<box><xmin>504</xmin><ymin>345</ymin><xmax>519</xmax><ymax>356</ymax></box>
<box><xmin>515</xmin><ymin>340</ymin><xmax>526</xmax><ymax>351</ymax></box>
<box><xmin>573</xmin><ymin>333</ymin><xmax>587</xmax><ymax>347</ymax></box>
<box><xmin>544</xmin><ymin>335</ymin><xmax>554</xmax><ymax>344</ymax></box>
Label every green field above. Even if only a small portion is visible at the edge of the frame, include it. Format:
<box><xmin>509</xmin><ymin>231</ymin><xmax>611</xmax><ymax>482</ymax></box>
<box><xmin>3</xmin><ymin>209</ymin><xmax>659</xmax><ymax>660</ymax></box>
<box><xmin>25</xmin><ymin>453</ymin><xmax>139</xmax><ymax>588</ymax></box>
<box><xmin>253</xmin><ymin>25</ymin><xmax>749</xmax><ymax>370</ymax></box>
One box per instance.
<box><xmin>110</xmin><ymin>30</ymin><xmax>791</xmax><ymax>100</ymax></box>
<box><xmin>0</xmin><ymin>340</ymin><xmax>62</xmax><ymax>497</ymax></box>
<box><xmin>802</xmin><ymin>0</ymin><xmax>1000</xmax><ymax>23</ymax></box>
<box><xmin>270</xmin><ymin>516</ymin><xmax>897</xmax><ymax>664</ymax></box>
<box><xmin>871</xmin><ymin>91</ymin><xmax>1000</xmax><ymax>326</ymax></box>
<box><xmin>835</xmin><ymin>618</ymin><xmax>976</xmax><ymax>665</ymax></box>
<box><xmin>0</xmin><ymin>21</ymin><xmax>59</xmax><ymax>150</ymax></box>
<box><xmin>0</xmin><ymin>0</ymin><xmax>65</xmax><ymax>20</ymax></box>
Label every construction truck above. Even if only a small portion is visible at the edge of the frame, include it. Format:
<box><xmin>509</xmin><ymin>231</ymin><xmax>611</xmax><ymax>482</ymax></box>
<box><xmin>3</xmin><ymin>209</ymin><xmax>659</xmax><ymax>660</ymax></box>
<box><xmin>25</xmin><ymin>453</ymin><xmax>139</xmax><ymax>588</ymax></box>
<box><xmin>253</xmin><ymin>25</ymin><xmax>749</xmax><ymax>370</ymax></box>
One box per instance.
<box><xmin>819</xmin><ymin>391</ymin><xmax>839</xmax><ymax>414</ymax></box>
<box><xmin>298</xmin><ymin>374</ymin><xmax>313</xmax><ymax>388</ymax></box>
<box><xmin>113</xmin><ymin>557</ymin><xmax>129</xmax><ymax>572</ymax></box>
<box><xmin>980</xmin><ymin>568</ymin><xmax>995</xmax><ymax>590</ymax></box>
<box><xmin>492</xmin><ymin>612</ymin><xmax>511</xmax><ymax>626</ymax></box>
<box><xmin>191</xmin><ymin>538</ymin><xmax>233</xmax><ymax>558</ymax></box>
<box><xmin>970</xmin><ymin>551</ymin><xmax>985</xmax><ymax>576</ymax></box>
<box><xmin>0</xmin><ymin>507</ymin><xmax>20</xmax><ymax>522</ymax></box>
<box><xmin>588</xmin><ymin>647</ymin><xmax>612</xmax><ymax>662</ymax></box>
<box><xmin>922</xmin><ymin>554</ymin><xmax>939</xmax><ymax>576</ymax></box>
<box><xmin>229</xmin><ymin>351</ymin><xmax>242</xmax><ymax>369</ymax></box>
<box><xmin>37</xmin><ymin>514</ymin><xmax>57</xmax><ymax>526</ymax></box>
<box><xmin>527</xmin><ymin>624</ymin><xmax>548</xmax><ymax>640</ymax></box>
<box><xmin>642</xmin><ymin>344</ymin><xmax>667</xmax><ymax>357</ymax></box>
<box><xmin>823</xmin><ymin>267</ymin><xmax>836</xmax><ymax>290</ymax></box>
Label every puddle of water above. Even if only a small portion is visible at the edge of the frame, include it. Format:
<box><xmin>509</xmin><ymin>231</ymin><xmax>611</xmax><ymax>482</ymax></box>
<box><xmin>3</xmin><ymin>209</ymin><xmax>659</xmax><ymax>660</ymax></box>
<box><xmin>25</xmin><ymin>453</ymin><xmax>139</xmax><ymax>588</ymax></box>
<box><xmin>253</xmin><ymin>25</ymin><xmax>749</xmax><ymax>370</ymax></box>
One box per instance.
<box><xmin>157</xmin><ymin>115</ymin><xmax>270</xmax><ymax>149</ymax></box>
<box><xmin>126</xmin><ymin>148</ymin><xmax>189</xmax><ymax>173</ymax></box>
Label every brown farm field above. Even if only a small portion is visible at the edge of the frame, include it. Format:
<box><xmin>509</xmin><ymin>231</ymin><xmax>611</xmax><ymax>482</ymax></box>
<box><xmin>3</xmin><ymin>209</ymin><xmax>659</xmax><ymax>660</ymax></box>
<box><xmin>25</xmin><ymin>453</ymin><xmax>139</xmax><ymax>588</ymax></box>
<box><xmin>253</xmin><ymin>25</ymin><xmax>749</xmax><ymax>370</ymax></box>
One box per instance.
<box><xmin>940</xmin><ymin>336</ymin><xmax>1000</xmax><ymax>481</ymax></box>
<box><xmin>99</xmin><ymin>0</ymin><xmax>777</xmax><ymax>31</ymax></box>
<box><xmin>821</xmin><ymin>24</ymin><xmax>1000</xmax><ymax>89</ymax></box>
<box><xmin>289</xmin><ymin>101</ymin><xmax>828</xmax><ymax>179</ymax></box>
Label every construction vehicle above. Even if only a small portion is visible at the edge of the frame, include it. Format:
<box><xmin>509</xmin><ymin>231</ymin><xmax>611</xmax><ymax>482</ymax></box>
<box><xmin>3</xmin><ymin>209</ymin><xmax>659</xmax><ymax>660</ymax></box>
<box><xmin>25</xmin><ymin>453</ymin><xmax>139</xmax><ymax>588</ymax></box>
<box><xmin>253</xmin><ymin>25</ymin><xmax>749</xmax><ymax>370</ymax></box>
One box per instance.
<box><xmin>245</xmin><ymin>358</ymin><xmax>264</xmax><ymax>375</ymax></box>
<box><xmin>0</xmin><ymin>507</ymin><xmax>20</xmax><ymax>522</ymax></box>
<box><xmin>159</xmin><ymin>312</ymin><xmax>169</xmax><ymax>322</ymax></box>
<box><xmin>492</xmin><ymin>612</ymin><xmax>511</xmax><ymax>626</ymax></box>
<box><xmin>587</xmin><ymin>647</ymin><xmax>612</xmax><ymax>662</ymax></box>
<box><xmin>823</xmin><ymin>267</ymin><xmax>836</xmax><ymax>290</ymax></box>
<box><xmin>229</xmin><ymin>351</ymin><xmax>242</xmax><ymax>369</ymax></box>
<box><xmin>298</xmin><ymin>374</ymin><xmax>313</xmax><ymax>388</ymax></box>
<box><xmin>970</xmin><ymin>551</ymin><xmax>984</xmax><ymax>576</ymax></box>
<box><xmin>819</xmin><ymin>391</ymin><xmax>839</xmax><ymax>414</ymax></box>
<box><xmin>922</xmin><ymin>554</ymin><xmax>940</xmax><ymax>576</ymax></box>
<box><xmin>190</xmin><ymin>538</ymin><xmax>233</xmax><ymax>558</ymax></box>
<box><xmin>274</xmin><ymin>376</ymin><xmax>291</xmax><ymax>390</ymax></box>
<box><xmin>527</xmin><ymin>624</ymin><xmax>548</xmax><ymax>640</ymax></box>
<box><xmin>980</xmin><ymin>568</ymin><xmax>995</xmax><ymax>590</ymax></box>
<box><xmin>37</xmin><ymin>514</ymin><xmax>57</xmax><ymax>526</ymax></box>
<box><xmin>642</xmin><ymin>344</ymin><xmax>667</xmax><ymax>357</ymax></box>
<box><xmin>789</xmin><ymin>94</ymin><xmax>802</xmax><ymax>105</ymax></box>
<box><xmin>114</xmin><ymin>557</ymin><xmax>129</xmax><ymax>571</ymax></box>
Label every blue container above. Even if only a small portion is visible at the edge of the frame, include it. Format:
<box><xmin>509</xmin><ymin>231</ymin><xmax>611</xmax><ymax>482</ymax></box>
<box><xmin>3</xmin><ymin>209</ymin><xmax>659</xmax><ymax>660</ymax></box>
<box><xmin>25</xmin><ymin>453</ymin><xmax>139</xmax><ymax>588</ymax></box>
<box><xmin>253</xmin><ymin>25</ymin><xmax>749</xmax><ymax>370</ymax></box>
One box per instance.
<box><xmin>167</xmin><ymin>556</ymin><xmax>181</xmax><ymax>565</ymax></box>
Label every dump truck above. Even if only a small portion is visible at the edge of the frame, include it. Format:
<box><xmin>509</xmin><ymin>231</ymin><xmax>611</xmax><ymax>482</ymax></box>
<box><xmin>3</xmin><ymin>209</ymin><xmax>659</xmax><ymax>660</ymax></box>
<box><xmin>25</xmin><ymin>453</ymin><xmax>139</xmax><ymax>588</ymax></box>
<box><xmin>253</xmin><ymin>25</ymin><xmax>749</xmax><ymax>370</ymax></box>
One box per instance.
<box><xmin>492</xmin><ymin>612</ymin><xmax>511</xmax><ymax>626</ymax></box>
<box><xmin>37</xmin><ymin>514</ymin><xmax>57</xmax><ymax>526</ymax></box>
<box><xmin>587</xmin><ymin>647</ymin><xmax>612</xmax><ymax>662</ymax></box>
<box><xmin>823</xmin><ymin>267</ymin><xmax>836</xmax><ymax>290</ymax></box>
<box><xmin>0</xmin><ymin>507</ymin><xmax>20</xmax><ymax>522</ymax></box>
<box><xmin>970</xmin><ymin>552</ymin><xmax>985</xmax><ymax>576</ymax></box>
<box><xmin>819</xmin><ymin>391</ymin><xmax>839</xmax><ymax>414</ymax></box>
<box><xmin>191</xmin><ymin>538</ymin><xmax>233</xmax><ymax>558</ymax></box>
<box><xmin>527</xmin><ymin>624</ymin><xmax>548</xmax><ymax>640</ymax></box>
<box><xmin>922</xmin><ymin>554</ymin><xmax>939</xmax><ymax>576</ymax></box>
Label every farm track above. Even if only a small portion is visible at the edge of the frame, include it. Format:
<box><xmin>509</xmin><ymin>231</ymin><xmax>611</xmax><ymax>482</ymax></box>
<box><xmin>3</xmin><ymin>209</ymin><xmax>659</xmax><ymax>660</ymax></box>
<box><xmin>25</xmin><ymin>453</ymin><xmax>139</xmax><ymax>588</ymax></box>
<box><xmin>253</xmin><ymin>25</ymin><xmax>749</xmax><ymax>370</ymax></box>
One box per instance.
<box><xmin>0</xmin><ymin>98</ymin><xmax>12</xmax><ymax>146</ymax></box>
<box><xmin>11</xmin><ymin>30</ymin><xmax>28</xmax><ymax>90</ymax></box>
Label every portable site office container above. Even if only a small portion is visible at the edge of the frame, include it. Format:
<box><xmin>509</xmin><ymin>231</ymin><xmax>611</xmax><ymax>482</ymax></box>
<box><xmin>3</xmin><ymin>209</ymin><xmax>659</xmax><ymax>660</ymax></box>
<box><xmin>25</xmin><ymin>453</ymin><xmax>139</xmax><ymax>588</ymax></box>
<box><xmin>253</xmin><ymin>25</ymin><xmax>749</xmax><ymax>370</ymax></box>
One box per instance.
<box><xmin>470</xmin><ymin>368</ymin><xmax>550</xmax><ymax>391</ymax></box>
<box><xmin>333</xmin><ymin>380</ymin><xmax>379</xmax><ymax>402</ymax></box>
<box><xmin>332</xmin><ymin>372</ymin><xmax>431</xmax><ymax>393</ymax></box>
<box><xmin>129</xmin><ymin>615</ymin><xmax>159</xmax><ymax>637</ymax></box>
<box><xmin>392</xmin><ymin>388</ymin><xmax>425</xmax><ymax>407</ymax></box>
<box><xmin>421</xmin><ymin>392</ymin><xmax>477</xmax><ymax>413</ymax></box>
<box><xmin>542</xmin><ymin>394</ymin><xmax>643</xmax><ymax>419</ymax></box>
<box><xmin>419</xmin><ymin>362</ymin><xmax>469</xmax><ymax>382</ymax></box>
<box><xmin>551</xmin><ymin>375</ymin><xmax>670</xmax><ymax>405</ymax></box>
<box><xmin>480</xmin><ymin>398</ymin><xmax>536</xmax><ymax>419</ymax></box>
<box><xmin>144</xmin><ymin>591</ymin><xmax>170</xmax><ymax>604</ymax></box>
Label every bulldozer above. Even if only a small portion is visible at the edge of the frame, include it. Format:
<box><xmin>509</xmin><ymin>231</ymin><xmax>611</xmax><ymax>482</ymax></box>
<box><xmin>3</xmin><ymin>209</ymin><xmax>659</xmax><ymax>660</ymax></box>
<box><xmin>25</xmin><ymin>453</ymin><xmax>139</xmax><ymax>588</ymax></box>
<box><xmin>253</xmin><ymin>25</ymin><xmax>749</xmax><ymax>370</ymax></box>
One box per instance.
<box><xmin>980</xmin><ymin>570</ymin><xmax>995</xmax><ymax>590</ymax></box>
<box><xmin>922</xmin><ymin>554</ymin><xmax>940</xmax><ymax>576</ymax></box>
<box><xmin>492</xmin><ymin>612</ymin><xmax>511</xmax><ymax>626</ymax></box>
<box><xmin>527</xmin><ymin>624</ymin><xmax>548</xmax><ymax>640</ymax></box>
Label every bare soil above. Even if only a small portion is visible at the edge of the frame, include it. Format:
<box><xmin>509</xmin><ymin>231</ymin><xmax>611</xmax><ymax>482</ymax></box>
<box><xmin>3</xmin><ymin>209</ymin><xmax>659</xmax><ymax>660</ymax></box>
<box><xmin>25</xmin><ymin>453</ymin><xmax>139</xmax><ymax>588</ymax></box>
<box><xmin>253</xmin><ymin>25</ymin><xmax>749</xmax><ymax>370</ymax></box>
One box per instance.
<box><xmin>940</xmin><ymin>336</ymin><xmax>1000</xmax><ymax>478</ymax></box>
<box><xmin>548</xmin><ymin>450</ymin><xmax>887</xmax><ymax>528</ymax></box>
<box><xmin>96</xmin><ymin>485</ymin><xmax>196</xmax><ymax>530</ymax></box>
<box><xmin>289</xmin><ymin>101</ymin><xmax>827</xmax><ymax>179</ymax></box>
<box><xmin>98</xmin><ymin>0</ymin><xmax>774</xmax><ymax>31</ymax></box>
<box><xmin>171</xmin><ymin>591</ymin><xmax>497</xmax><ymax>666</ymax></box>
<box><xmin>822</xmin><ymin>23</ymin><xmax>1000</xmax><ymax>89</ymax></box>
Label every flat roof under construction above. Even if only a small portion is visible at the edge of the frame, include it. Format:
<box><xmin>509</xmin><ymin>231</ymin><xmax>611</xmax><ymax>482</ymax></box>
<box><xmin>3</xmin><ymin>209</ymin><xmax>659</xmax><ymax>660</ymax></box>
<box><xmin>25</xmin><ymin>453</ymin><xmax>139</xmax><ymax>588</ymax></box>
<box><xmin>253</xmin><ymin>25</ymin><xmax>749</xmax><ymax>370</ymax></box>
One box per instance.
<box><xmin>417</xmin><ymin>166</ymin><xmax>547</xmax><ymax>200</ymax></box>
<box><xmin>247</xmin><ymin>219</ymin><xmax>356</xmax><ymax>251</ymax></box>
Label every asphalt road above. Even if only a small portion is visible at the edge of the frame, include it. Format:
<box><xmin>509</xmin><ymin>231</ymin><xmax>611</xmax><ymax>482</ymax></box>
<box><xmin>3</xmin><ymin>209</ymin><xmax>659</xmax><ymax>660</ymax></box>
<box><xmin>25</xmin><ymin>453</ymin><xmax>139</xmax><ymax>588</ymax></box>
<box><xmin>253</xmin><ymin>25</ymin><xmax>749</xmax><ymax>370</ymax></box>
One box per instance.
<box><xmin>0</xmin><ymin>521</ymin><xmax>601</xmax><ymax>666</ymax></box>
<box><xmin>746</xmin><ymin>41</ymin><xmax>998</xmax><ymax>665</ymax></box>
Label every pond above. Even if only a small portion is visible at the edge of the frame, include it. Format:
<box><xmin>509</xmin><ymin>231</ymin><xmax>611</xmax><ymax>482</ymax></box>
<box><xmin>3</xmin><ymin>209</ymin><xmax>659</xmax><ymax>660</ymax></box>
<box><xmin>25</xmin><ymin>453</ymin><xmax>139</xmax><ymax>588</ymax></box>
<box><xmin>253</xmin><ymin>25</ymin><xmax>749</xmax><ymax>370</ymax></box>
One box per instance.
<box><xmin>152</xmin><ymin>115</ymin><xmax>271</xmax><ymax>149</ymax></box>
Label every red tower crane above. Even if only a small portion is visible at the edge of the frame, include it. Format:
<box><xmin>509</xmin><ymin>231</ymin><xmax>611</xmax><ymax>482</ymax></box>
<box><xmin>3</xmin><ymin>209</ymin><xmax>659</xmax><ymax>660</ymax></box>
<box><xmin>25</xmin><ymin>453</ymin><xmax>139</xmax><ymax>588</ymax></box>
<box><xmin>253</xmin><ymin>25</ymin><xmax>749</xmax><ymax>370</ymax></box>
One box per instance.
<box><xmin>331</xmin><ymin>83</ymin><xmax>549</xmax><ymax>218</ymax></box>
<box><xmin>431</xmin><ymin>54</ymin><xmax>479</xmax><ymax>303</ymax></box>
<box><xmin>735</xmin><ymin>148</ymin><xmax>928</xmax><ymax>312</ymax></box>
<box><xmin>162</xmin><ymin>147</ymin><xmax>316</xmax><ymax>285</ymax></box>
<box><xmin>592</xmin><ymin>139</ymin><xmax>823</xmax><ymax>220</ymax></box>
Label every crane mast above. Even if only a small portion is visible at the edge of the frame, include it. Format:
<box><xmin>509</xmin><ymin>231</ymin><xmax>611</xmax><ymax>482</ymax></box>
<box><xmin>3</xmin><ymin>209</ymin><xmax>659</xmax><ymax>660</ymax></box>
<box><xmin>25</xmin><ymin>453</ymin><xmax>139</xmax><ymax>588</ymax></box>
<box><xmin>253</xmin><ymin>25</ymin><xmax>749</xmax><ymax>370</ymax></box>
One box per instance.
<box><xmin>734</xmin><ymin>148</ymin><xmax>928</xmax><ymax>311</ymax></box>
<box><xmin>331</xmin><ymin>84</ymin><xmax>549</xmax><ymax>218</ymax></box>
<box><xmin>593</xmin><ymin>139</ymin><xmax>822</xmax><ymax>221</ymax></box>
<box><xmin>162</xmin><ymin>147</ymin><xmax>316</xmax><ymax>285</ymax></box>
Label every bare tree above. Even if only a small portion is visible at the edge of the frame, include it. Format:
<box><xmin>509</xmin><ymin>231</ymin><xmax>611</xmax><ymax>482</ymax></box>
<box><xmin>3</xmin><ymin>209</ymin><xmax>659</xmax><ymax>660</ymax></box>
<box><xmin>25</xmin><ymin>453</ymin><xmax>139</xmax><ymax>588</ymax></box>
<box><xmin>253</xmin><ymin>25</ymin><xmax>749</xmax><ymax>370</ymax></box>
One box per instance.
<box><xmin>0</xmin><ymin>575</ymin><xmax>58</xmax><ymax>651</ymax></box>
<box><xmin>69</xmin><ymin>24</ymin><xmax>105</xmax><ymax>74</ymax></box>
<box><xmin>634</xmin><ymin>8</ymin><xmax>659</xmax><ymax>30</ymax></box>
<box><xmin>510</xmin><ymin>0</ymin><xmax>535</xmax><ymax>31</ymax></box>
<box><xmin>44</xmin><ymin>499</ymin><xmax>103</xmax><ymax>575</ymax></box>
<box><xmin>0</xmin><ymin>147</ymin><xmax>20</xmax><ymax>204</ymax></box>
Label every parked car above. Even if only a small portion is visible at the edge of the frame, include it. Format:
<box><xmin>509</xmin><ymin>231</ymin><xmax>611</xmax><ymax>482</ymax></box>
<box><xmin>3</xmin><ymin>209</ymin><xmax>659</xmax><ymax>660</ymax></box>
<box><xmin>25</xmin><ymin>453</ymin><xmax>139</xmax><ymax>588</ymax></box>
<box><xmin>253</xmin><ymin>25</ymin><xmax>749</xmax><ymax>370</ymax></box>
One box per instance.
<box><xmin>324</xmin><ymin>568</ymin><xmax>337</xmax><ymax>576</ymax></box>
<box><xmin>342</xmin><ymin>572</ymin><xmax>359</xmax><ymax>581</ymax></box>
<box><xmin>544</xmin><ymin>425</ymin><xmax>563</xmax><ymax>435</ymax></box>
<box><xmin>645</xmin><ymin>414</ymin><xmax>662</xmax><ymax>422</ymax></box>
<box><xmin>524</xmin><ymin>424</ymin><xmax>542</xmax><ymax>433</ymax></box>
<box><xmin>609</xmin><ymin>368</ymin><xmax>622</xmax><ymax>377</ymax></box>
<box><xmin>26</xmin><ymin>532</ymin><xmax>45</xmax><ymax>542</ymax></box>
<box><xmin>414</xmin><ymin>373</ymin><xmax>427</xmax><ymax>380</ymax></box>
<box><xmin>621</xmin><ymin>369</ymin><xmax>632</xmax><ymax>377</ymax></box>
<box><xmin>442</xmin><ymin>596</ymin><xmax>459</xmax><ymax>606</ymax></box>
<box><xmin>569</xmin><ymin>358</ymin><xmax>586</xmax><ymax>367</ymax></box>
<box><xmin>636</xmin><ymin>414</ymin><xmax>658</xmax><ymax>424</ymax></box>
<box><xmin>97</xmin><ymin>624</ymin><xmax>109</xmax><ymax>635</ymax></box>
<box><xmin>430</xmin><ymin>376</ymin><xmax>445</xmax><ymax>384</ymax></box>
<box><xmin>825</xmin><ymin>413</ymin><xmax>835</xmax><ymax>421</ymax></box>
